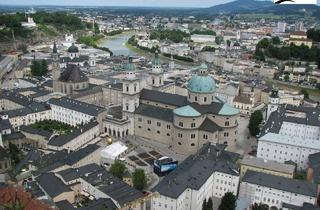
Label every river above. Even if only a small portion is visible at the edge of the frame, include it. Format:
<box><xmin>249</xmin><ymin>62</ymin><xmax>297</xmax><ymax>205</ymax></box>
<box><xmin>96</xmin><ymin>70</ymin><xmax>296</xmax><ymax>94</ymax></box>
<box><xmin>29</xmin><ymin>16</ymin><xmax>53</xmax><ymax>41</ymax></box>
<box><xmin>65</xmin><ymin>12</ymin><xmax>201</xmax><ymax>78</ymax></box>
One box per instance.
<box><xmin>99</xmin><ymin>32</ymin><xmax>137</xmax><ymax>56</ymax></box>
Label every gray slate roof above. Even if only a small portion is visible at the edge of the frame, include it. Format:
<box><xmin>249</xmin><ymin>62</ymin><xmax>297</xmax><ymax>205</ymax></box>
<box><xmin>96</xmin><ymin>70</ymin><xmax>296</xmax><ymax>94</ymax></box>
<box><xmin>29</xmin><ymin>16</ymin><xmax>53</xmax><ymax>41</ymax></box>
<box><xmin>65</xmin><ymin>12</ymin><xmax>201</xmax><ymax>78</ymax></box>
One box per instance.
<box><xmin>140</xmin><ymin>89</ymin><xmax>188</xmax><ymax>107</ymax></box>
<box><xmin>37</xmin><ymin>173</ymin><xmax>72</xmax><ymax>198</ymax></box>
<box><xmin>65</xmin><ymin>144</ymin><xmax>100</xmax><ymax>166</ymax></box>
<box><xmin>199</xmin><ymin>118</ymin><xmax>222</xmax><ymax>133</ymax></box>
<box><xmin>20</xmin><ymin>125</ymin><xmax>52</xmax><ymax>139</ymax></box>
<box><xmin>242</xmin><ymin>170</ymin><xmax>317</xmax><ymax>197</ymax></box>
<box><xmin>135</xmin><ymin>103</ymin><xmax>173</xmax><ymax>122</ymax></box>
<box><xmin>260</xmin><ymin>105</ymin><xmax>320</xmax><ymax>136</ymax></box>
<box><xmin>48</xmin><ymin>121</ymin><xmax>98</xmax><ymax>147</ymax></box>
<box><xmin>83</xmin><ymin>167</ymin><xmax>144</xmax><ymax>206</ymax></box>
<box><xmin>152</xmin><ymin>144</ymin><xmax>239</xmax><ymax>199</ymax></box>
<box><xmin>48</xmin><ymin>97</ymin><xmax>105</xmax><ymax>117</ymax></box>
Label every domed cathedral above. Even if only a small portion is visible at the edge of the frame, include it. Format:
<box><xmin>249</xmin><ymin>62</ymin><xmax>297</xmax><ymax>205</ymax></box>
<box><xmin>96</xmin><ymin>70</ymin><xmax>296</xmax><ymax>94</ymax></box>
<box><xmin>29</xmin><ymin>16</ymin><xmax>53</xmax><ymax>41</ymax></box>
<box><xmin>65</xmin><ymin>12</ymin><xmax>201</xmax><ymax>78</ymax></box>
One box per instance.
<box><xmin>134</xmin><ymin>63</ymin><xmax>240</xmax><ymax>155</ymax></box>
<box><xmin>52</xmin><ymin>42</ymin><xmax>89</xmax><ymax>95</ymax></box>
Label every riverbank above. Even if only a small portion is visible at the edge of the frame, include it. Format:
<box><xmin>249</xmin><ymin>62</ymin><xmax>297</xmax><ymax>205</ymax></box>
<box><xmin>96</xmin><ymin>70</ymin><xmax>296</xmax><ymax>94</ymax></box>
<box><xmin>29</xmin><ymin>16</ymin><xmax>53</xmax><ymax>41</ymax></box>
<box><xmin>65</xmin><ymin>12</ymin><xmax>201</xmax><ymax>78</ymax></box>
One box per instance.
<box><xmin>125</xmin><ymin>42</ymin><xmax>196</xmax><ymax>66</ymax></box>
<box><xmin>78</xmin><ymin>35</ymin><xmax>113</xmax><ymax>55</ymax></box>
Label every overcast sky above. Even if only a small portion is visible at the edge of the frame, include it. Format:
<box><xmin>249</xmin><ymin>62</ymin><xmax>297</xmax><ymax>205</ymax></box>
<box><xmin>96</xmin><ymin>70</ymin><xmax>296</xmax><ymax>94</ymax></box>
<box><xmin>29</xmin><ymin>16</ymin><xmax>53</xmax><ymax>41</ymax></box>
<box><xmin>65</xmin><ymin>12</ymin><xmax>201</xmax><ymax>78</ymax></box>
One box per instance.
<box><xmin>0</xmin><ymin>0</ymin><xmax>236</xmax><ymax>8</ymax></box>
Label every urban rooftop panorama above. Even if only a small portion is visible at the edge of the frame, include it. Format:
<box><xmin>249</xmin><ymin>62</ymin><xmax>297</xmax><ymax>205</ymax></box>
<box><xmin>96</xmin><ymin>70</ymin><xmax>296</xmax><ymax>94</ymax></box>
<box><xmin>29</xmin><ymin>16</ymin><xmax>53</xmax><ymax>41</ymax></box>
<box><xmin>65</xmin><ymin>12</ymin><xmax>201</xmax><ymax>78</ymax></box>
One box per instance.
<box><xmin>0</xmin><ymin>0</ymin><xmax>320</xmax><ymax>210</ymax></box>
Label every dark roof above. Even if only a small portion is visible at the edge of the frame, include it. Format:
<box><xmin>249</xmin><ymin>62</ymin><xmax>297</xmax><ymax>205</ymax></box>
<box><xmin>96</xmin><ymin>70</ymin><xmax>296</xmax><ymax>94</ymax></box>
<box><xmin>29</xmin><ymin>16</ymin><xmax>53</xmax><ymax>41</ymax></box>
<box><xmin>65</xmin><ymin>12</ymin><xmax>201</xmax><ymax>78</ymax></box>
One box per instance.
<box><xmin>42</xmin><ymin>80</ymin><xmax>53</xmax><ymax>88</ymax></box>
<box><xmin>243</xmin><ymin>170</ymin><xmax>317</xmax><ymax>197</ymax></box>
<box><xmin>234</xmin><ymin>95</ymin><xmax>251</xmax><ymax>104</ymax></box>
<box><xmin>56</xmin><ymin>198</ymin><xmax>117</xmax><ymax>210</ymax></box>
<box><xmin>308</xmin><ymin>152</ymin><xmax>320</xmax><ymax>184</ymax></box>
<box><xmin>199</xmin><ymin>118</ymin><xmax>222</xmax><ymax>133</ymax></box>
<box><xmin>67</xmin><ymin>43</ymin><xmax>79</xmax><ymax>53</ymax></box>
<box><xmin>152</xmin><ymin>144</ymin><xmax>239</xmax><ymax>199</ymax></box>
<box><xmin>285</xmin><ymin>202</ymin><xmax>320</xmax><ymax>210</ymax></box>
<box><xmin>189</xmin><ymin>102</ymin><xmax>224</xmax><ymax>115</ymax></box>
<box><xmin>140</xmin><ymin>89</ymin><xmax>188</xmax><ymax>107</ymax></box>
<box><xmin>20</xmin><ymin>125</ymin><xmax>52</xmax><ymax>139</ymax></box>
<box><xmin>3</xmin><ymin>132</ymin><xmax>25</xmax><ymax>141</ymax></box>
<box><xmin>48</xmin><ymin>121</ymin><xmax>98</xmax><ymax>147</ymax></box>
<box><xmin>0</xmin><ymin>147</ymin><xmax>10</xmax><ymax>160</ymax></box>
<box><xmin>0</xmin><ymin>119</ymin><xmax>12</xmax><ymax>131</ymax></box>
<box><xmin>0</xmin><ymin>91</ymin><xmax>50</xmax><ymax>114</ymax></box>
<box><xmin>65</xmin><ymin>144</ymin><xmax>100</xmax><ymax>166</ymax></box>
<box><xmin>83</xmin><ymin>168</ymin><xmax>144</xmax><ymax>206</ymax></box>
<box><xmin>37</xmin><ymin>173</ymin><xmax>72</xmax><ymax>198</ymax></box>
<box><xmin>25</xmin><ymin>181</ymin><xmax>46</xmax><ymax>198</ymax></box>
<box><xmin>57</xmin><ymin>168</ymin><xmax>79</xmax><ymax>183</ymax></box>
<box><xmin>59</xmin><ymin>64</ymin><xmax>88</xmax><ymax>83</ymax></box>
<box><xmin>107</xmin><ymin>82</ymin><xmax>123</xmax><ymax>90</ymax></box>
<box><xmin>48</xmin><ymin>97</ymin><xmax>105</xmax><ymax>117</ymax></box>
<box><xmin>60</xmin><ymin>55</ymin><xmax>89</xmax><ymax>63</ymax></box>
<box><xmin>135</xmin><ymin>104</ymin><xmax>173</xmax><ymax>122</ymax></box>
<box><xmin>260</xmin><ymin>105</ymin><xmax>320</xmax><ymax>136</ymax></box>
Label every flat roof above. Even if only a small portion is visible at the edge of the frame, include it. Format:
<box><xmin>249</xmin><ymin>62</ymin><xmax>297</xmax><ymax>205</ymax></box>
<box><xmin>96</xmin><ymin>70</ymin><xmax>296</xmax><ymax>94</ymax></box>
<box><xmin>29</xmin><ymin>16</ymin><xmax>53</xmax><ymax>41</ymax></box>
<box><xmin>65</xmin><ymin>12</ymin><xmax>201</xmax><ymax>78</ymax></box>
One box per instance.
<box><xmin>241</xmin><ymin>155</ymin><xmax>295</xmax><ymax>175</ymax></box>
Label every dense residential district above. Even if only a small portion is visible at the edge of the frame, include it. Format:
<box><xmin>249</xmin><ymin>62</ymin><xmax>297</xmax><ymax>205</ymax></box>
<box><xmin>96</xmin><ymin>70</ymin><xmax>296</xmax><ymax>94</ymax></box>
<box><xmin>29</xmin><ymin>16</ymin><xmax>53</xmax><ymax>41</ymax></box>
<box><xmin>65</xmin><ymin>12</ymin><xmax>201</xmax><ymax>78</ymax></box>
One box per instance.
<box><xmin>0</xmin><ymin>1</ymin><xmax>320</xmax><ymax>210</ymax></box>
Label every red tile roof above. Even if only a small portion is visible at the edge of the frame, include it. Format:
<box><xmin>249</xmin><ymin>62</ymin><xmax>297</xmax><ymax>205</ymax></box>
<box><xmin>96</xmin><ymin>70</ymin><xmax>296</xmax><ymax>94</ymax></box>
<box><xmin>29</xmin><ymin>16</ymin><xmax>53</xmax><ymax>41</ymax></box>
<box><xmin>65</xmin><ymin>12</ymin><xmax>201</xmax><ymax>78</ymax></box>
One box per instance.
<box><xmin>0</xmin><ymin>187</ymin><xmax>55</xmax><ymax>210</ymax></box>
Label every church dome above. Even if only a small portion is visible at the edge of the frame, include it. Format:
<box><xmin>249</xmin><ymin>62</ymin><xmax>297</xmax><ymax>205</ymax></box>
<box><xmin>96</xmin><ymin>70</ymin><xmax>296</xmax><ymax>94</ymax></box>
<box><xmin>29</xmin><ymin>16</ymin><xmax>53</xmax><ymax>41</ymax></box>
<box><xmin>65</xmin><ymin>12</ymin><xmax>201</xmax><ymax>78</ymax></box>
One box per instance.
<box><xmin>68</xmin><ymin>43</ymin><xmax>79</xmax><ymax>53</ymax></box>
<box><xmin>187</xmin><ymin>63</ymin><xmax>216</xmax><ymax>93</ymax></box>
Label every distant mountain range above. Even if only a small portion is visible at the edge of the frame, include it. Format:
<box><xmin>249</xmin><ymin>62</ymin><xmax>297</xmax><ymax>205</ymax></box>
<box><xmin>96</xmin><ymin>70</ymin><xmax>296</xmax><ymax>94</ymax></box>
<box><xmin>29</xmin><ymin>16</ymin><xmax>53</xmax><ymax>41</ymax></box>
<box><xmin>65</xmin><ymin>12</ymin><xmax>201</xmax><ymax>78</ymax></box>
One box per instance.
<box><xmin>202</xmin><ymin>0</ymin><xmax>320</xmax><ymax>15</ymax></box>
<box><xmin>205</xmin><ymin>0</ymin><xmax>273</xmax><ymax>14</ymax></box>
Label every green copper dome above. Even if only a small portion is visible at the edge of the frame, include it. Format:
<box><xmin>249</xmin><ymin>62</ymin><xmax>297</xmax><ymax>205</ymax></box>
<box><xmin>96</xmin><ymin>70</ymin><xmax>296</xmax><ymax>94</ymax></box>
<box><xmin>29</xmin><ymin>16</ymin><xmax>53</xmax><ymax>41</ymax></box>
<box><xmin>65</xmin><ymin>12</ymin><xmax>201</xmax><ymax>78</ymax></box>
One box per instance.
<box><xmin>174</xmin><ymin>105</ymin><xmax>201</xmax><ymax>117</ymax></box>
<box><xmin>218</xmin><ymin>104</ymin><xmax>239</xmax><ymax>116</ymax></box>
<box><xmin>125</xmin><ymin>57</ymin><xmax>136</xmax><ymax>71</ymax></box>
<box><xmin>68</xmin><ymin>43</ymin><xmax>79</xmax><ymax>53</ymax></box>
<box><xmin>187</xmin><ymin>63</ymin><xmax>216</xmax><ymax>93</ymax></box>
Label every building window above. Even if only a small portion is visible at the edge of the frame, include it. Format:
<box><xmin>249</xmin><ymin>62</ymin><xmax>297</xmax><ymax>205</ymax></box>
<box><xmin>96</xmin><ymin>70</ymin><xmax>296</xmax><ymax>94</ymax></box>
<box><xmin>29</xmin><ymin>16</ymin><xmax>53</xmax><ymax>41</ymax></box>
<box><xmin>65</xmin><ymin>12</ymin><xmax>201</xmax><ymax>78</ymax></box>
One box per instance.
<box><xmin>157</xmin><ymin>122</ymin><xmax>161</xmax><ymax>127</ymax></box>
<box><xmin>147</xmin><ymin>128</ymin><xmax>151</xmax><ymax>131</ymax></box>
<box><xmin>225</xmin><ymin>121</ymin><xmax>229</xmax><ymax>126</ymax></box>
<box><xmin>167</xmin><ymin>125</ymin><xmax>171</xmax><ymax>129</ymax></box>
<box><xmin>167</xmin><ymin>133</ymin><xmax>170</xmax><ymax>136</ymax></box>
<box><xmin>138</xmin><ymin>118</ymin><xmax>142</xmax><ymax>122</ymax></box>
<box><xmin>157</xmin><ymin>131</ymin><xmax>160</xmax><ymax>134</ymax></box>
<box><xmin>191</xmin><ymin>134</ymin><xmax>195</xmax><ymax>139</ymax></box>
<box><xmin>126</xmin><ymin>86</ymin><xmax>129</xmax><ymax>92</ymax></box>
<box><xmin>204</xmin><ymin>97</ymin><xmax>207</xmax><ymax>102</ymax></box>
<box><xmin>203</xmin><ymin>134</ymin><xmax>208</xmax><ymax>139</ymax></box>
<box><xmin>178</xmin><ymin>133</ymin><xmax>182</xmax><ymax>138</ymax></box>
<box><xmin>195</xmin><ymin>96</ymin><xmax>198</xmax><ymax>101</ymax></box>
<box><xmin>147</xmin><ymin>120</ymin><xmax>151</xmax><ymax>124</ymax></box>
<box><xmin>224</xmin><ymin>132</ymin><xmax>229</xmax><ymax>137</ymax></box>
<box><xmin>191</xmin><ymin>143</ymin><xmax>195</xmax><ymax>146</ymax></box>
<box><xmin>191</xmin><ymin>122</ymin><xmax>196</xmax><ymax>128</ymax></box>
<box><xmin>178</xmin><ymin>142</ymin><xmax>182</xmax><ymax>145</ymax></box>
<box><xmin>178</xmin><ymin>122</ymin><xmax>183</xmax><ymax>127</ymax></box>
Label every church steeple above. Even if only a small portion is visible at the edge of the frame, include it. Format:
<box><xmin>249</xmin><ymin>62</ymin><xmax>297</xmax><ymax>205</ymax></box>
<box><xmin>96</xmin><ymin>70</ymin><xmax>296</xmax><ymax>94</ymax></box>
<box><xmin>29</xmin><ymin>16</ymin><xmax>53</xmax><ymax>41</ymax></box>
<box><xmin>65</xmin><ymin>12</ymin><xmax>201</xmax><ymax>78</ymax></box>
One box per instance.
<box><xmin>53</xmin><ymin>41</ymin><xmax>58</xmax><ymax>54</ymax></box>
<box><xmin>52</xmin><ymin>41</ymin><xmax>61</xmax><ymax>93</ymax></box>
<box><xmin>152</xmin><ymin>51</ymin><xmax>162</xmax><ymax>74</ymax></box>
<box><xmin>149</xmin><ymin>51</ymin><xmax>164</xmax><ymax>89</ymax></box>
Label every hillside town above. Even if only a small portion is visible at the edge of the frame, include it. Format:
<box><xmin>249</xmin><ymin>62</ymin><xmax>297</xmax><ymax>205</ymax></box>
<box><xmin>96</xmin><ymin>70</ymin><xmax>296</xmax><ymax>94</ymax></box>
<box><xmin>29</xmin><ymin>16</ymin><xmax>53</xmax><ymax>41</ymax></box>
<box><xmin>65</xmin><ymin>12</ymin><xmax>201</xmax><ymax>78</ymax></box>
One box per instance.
<box><xmin>0</xmin><ymin>1</ymin><xmax>320</xmax><ymax>210</ymax></box>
